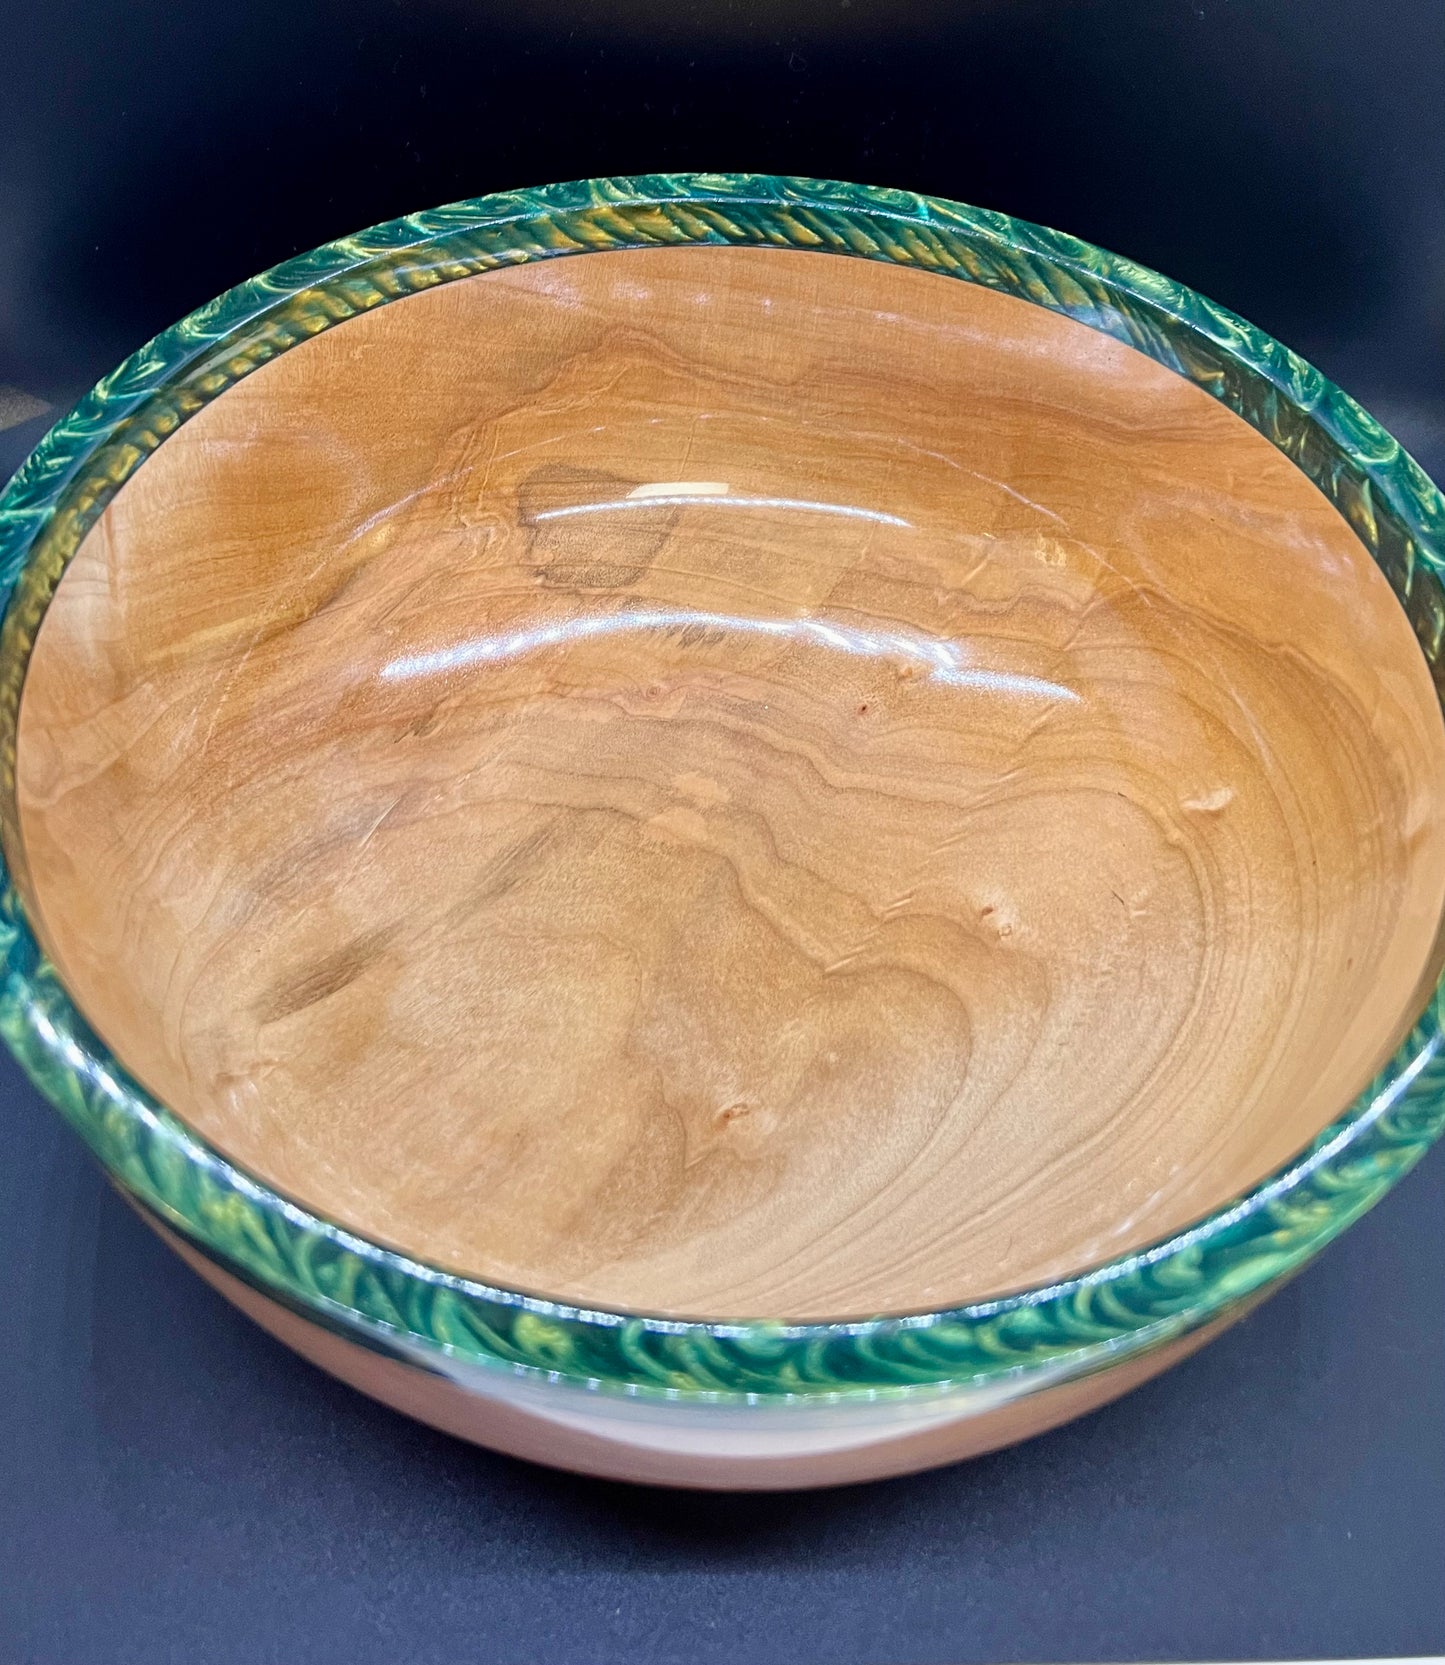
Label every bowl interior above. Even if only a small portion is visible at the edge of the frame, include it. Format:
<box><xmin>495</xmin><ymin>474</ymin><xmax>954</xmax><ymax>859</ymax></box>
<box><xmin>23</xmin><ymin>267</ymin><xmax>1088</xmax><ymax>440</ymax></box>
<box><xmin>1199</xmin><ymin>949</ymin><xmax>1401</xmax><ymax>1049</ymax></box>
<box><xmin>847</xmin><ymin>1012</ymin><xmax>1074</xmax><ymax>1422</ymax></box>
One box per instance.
<box><xmin>14</xmin><ymin>243</ymin><xmax>1445</xmax><ymax>1321</ymax></box>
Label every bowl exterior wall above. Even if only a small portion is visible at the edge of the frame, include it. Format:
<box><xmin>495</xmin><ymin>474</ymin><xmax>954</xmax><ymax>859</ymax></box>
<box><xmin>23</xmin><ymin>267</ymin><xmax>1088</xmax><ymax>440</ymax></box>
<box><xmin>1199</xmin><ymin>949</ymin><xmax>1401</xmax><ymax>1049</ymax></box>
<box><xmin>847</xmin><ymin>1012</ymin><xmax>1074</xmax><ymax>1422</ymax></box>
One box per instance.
<box><xmin>147</xmin><ymin>1207</ymin><xmax>1255</xmax><ymax>1488</ymax></box>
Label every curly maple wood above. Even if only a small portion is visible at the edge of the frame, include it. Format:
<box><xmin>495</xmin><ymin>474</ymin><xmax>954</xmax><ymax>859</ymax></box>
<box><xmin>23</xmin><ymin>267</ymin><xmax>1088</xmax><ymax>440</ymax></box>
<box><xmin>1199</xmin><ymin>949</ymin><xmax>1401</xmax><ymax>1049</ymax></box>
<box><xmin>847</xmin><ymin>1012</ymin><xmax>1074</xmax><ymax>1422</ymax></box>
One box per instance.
<box><xmin>15</xmin><ymin>244</ymin><xmax>1445</xmax><ymax>1320</ymax></box>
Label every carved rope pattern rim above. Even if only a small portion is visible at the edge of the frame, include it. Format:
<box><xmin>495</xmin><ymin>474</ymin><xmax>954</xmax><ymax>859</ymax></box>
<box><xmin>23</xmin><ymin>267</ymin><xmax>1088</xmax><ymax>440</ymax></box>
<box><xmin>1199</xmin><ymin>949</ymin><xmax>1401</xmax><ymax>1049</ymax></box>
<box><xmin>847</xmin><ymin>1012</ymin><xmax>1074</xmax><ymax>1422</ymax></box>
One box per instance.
<box><xmin>1</xmin><ymin>173</ymin><xmax>1444</xmax><ymax>1403</ymax></box>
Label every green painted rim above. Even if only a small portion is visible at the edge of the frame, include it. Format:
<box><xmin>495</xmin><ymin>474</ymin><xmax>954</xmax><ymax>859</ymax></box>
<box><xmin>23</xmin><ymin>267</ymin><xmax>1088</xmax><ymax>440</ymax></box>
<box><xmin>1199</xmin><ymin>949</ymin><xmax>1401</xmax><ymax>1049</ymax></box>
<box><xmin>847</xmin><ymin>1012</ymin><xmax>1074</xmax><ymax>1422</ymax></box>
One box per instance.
<box><xmin>3</xmin><ymin>173</ymin><xmax>1445</xmax><ymax>1404</ymax></box>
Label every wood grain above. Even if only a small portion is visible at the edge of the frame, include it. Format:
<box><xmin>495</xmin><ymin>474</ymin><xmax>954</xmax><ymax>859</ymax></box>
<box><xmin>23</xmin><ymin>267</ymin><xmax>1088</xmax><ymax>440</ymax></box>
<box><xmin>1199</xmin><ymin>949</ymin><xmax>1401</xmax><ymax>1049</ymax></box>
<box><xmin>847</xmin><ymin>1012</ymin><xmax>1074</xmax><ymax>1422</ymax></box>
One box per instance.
<box><xmin>16</xmin><ymin>245</ymin><xmax>1445</xmax><ymax>1320</ymax></box>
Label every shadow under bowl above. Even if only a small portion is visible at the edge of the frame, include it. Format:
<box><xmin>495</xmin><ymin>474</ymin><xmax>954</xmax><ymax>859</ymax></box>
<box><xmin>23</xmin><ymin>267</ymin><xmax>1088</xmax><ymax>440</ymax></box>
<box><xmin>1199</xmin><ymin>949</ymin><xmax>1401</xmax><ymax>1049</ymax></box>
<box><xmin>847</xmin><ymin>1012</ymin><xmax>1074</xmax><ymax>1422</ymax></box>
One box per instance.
<box><xmin>3</xmin><ymin>175</ymin><xmax>1445</xmax><ymax>1488</ymax></box>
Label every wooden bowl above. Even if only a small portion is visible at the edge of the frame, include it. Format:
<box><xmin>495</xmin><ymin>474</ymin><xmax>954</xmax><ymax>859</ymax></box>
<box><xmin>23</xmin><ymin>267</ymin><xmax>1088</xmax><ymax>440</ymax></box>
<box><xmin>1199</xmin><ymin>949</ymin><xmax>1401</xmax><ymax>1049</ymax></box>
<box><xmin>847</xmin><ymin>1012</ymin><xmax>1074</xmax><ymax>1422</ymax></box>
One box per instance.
<box><xmin>4</xmin><ymin>175</ymin><xmax>1445</xmax><ymax>1490</ymax></box>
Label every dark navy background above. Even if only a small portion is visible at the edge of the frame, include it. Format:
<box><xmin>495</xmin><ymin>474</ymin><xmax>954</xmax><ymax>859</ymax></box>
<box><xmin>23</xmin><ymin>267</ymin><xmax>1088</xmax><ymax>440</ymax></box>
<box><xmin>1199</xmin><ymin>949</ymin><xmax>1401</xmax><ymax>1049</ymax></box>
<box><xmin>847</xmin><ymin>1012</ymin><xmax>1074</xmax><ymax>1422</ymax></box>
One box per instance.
<box><xmin>2</xmin><ymin>1</ymin><xmax>1443</xmax><ymax>1659</ymax></box>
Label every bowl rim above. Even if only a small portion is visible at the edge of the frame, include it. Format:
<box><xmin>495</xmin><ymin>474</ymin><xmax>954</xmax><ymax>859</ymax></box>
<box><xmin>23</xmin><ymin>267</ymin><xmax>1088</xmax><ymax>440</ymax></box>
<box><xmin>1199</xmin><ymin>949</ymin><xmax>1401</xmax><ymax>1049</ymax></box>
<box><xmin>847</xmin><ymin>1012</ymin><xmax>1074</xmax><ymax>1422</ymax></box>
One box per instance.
<box><xmin>2</xmin><ymin>172</ymin><xmax>1444</xmax><ymax>1406</ymax></box>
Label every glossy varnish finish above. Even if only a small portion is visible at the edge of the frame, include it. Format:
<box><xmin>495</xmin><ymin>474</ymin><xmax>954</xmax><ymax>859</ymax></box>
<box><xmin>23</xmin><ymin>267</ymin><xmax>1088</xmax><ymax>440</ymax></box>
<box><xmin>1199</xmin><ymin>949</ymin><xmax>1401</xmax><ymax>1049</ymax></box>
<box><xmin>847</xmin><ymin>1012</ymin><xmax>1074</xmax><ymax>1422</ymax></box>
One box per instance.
<box><xmin>16</xmin><ymin>245</ymin><xmax>1445</xmax><ymax>1319</ymax></box>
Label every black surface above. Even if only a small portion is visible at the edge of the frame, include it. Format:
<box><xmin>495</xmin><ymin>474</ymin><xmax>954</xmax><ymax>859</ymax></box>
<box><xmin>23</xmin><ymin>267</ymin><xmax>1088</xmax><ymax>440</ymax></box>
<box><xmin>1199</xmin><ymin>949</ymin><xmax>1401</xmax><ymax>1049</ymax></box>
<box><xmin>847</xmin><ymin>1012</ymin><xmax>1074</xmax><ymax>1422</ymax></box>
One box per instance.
<box><xmin>2</xmin><ymin>3</ymin><xmax>1444</xmax><ymax>1660</ymax></box>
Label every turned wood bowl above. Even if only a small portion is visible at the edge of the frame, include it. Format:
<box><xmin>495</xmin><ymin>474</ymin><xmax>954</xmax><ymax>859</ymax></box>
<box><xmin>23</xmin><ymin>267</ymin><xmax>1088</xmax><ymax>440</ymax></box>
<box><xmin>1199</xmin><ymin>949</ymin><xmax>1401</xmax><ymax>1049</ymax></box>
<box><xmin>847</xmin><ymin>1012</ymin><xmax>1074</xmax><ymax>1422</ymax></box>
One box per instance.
<box><xmin>5</xmin><ymin>176</ymin><xmax>1445</xmax><ymax>1489</ymax></box>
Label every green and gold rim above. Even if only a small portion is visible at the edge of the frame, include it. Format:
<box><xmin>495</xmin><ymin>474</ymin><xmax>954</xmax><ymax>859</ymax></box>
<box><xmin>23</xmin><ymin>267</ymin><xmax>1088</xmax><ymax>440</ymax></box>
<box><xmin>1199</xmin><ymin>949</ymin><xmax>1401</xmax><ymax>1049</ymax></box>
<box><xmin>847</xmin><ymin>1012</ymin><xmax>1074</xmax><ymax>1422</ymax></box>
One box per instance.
<box><xmin>2</xmin><ymin>174</ymin><xmax>1444</xmax><ymax>1404</ymax></box>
